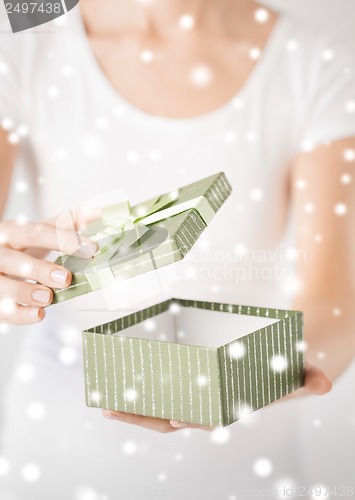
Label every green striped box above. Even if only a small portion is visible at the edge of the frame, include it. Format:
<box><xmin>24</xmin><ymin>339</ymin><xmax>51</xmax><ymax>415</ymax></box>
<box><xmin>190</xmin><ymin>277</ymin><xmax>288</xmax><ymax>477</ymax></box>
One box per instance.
<box><xmin>53</xmin><ymin>172</ymin><xmax>231</xmax><ymax>303</ymax></box>
<box><xmin>83</xmin><ymin>298</ymin><xmax>305</xmax><ymax>427</ymax></box>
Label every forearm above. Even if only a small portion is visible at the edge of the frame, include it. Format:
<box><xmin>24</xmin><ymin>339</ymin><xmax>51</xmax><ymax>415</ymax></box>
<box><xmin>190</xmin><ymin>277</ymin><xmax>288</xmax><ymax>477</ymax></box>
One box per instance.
<box><xmin>292</xmin><ymin>293</ymin><xmax>355</xmax><ymax>381</ymax></box>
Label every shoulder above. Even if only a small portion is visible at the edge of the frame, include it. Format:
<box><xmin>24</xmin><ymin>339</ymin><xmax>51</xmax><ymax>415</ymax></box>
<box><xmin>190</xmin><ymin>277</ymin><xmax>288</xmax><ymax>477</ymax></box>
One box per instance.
<box><xmin>276</xmin><ymin>13</ymin><xmax>355</xmax><ymax>75</ymax></box>
<box><xmin>272</xmin><ymin>13</ymin><xmax>355</xmax><ymax>112</ymax></box>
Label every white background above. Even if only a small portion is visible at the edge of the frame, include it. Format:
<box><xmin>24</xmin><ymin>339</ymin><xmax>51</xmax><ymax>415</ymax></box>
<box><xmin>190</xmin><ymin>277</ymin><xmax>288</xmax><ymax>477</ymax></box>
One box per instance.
<box><xmin>0</xmin><ymin>0</ymin><xmax>354</xmax><ymax>441</ymax></box>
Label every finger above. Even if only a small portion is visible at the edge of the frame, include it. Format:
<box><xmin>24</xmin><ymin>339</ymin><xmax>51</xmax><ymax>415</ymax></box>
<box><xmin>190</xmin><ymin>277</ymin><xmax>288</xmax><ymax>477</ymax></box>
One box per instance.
<box><xmin>0</xmin><ymin>248</ymin><xmax>72</xmax><ymax>289</ymax></box>
<box><xmin>304</xmin><ymin>365</ymin><xmax>333</xmax><ymax>395</ymax></box>
<box><xmin>170</xmin><ymin>420</ymin><xmax>213</xmax><ymax>431</ymax></box>
<box><xmin>0</xmin><ymin>220</ymin><xmax>98</xmax><ymax>257</ymax></box>
<box><xmin>0</xmin><ymin>275</ymin><xmax>53</xmax><ymax>307</ymax></box>
<box><xmin>102</xmin><ymin>410</ymin><xmax>179</xmax><ymax>433</ymax></box>
<box><xmin>0</xmin><ymin>299</ymin><xmax>45</xmax><ymax>325</ymax></box>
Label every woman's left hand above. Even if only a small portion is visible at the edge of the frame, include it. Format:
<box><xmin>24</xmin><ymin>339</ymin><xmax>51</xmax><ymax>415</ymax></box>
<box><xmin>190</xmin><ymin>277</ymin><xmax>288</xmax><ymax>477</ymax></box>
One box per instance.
<box><xmin>101</xmin><ymin>361</ymin><xmax>332</xmax><ymax>433</ymax></box>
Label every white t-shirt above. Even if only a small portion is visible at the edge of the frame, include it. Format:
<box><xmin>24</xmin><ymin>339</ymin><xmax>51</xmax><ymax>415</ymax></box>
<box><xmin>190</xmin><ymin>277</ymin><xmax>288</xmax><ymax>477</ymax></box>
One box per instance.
<box><xmin>0</xmin><ymin>6</ymin><xmax>355</xmax><ymax>499</ymax></box>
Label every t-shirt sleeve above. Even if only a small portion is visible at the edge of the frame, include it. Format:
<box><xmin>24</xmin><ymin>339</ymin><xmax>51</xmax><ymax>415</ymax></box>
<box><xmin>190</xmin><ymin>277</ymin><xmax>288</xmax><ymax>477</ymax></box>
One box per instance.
<box><xmin>296</xmin><ymin>37</ymin><xmax>355</xmax><ymax>151</ymax></box>
<box><xmin>0</xmin><ymin>9</ymin><xmax>25</xmax><ymax>131</ymax></box>
<box><xmin>0</xmin><ymin>48</ymin><xmax>26</xmax><ymax>130</ymax></box>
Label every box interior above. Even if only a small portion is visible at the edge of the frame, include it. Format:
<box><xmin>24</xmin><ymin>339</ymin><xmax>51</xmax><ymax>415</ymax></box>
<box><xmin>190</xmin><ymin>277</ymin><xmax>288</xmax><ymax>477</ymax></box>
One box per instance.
<box><xmin>113</xmin><ymin>307</ymin><xmax>279</xmax><ymax>348</ymax></box>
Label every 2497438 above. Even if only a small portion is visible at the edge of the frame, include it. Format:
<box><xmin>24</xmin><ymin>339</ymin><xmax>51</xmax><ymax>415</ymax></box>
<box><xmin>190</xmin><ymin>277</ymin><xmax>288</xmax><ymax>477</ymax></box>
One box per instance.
<box><xmin>5</xmin><ymin>2</ymin><xmax>62</xmax><ymax>14</ymax></box>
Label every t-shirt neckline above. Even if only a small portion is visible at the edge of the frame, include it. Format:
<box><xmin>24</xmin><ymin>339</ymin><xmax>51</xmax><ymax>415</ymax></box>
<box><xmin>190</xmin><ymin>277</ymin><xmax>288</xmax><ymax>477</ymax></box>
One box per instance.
<box><xmin>71</xmin><ymin>7</ymin><xmax>285</xmax><ymax>129</ymax></box>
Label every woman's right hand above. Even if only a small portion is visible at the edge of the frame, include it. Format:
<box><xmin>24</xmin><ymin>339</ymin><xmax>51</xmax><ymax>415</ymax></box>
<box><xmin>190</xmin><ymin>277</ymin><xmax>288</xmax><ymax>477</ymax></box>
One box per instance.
<box><xmin>0</xmin><ymin>219</ymin><xmax>98</xmax><ymax>325</ymax></box>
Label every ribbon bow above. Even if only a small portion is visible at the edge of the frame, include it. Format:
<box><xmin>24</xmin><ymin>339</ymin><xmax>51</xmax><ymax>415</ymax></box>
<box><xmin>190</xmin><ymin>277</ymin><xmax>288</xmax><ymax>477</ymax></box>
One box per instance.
<box><xmin>57</xmin><ymin>187</ymin><xmax>215</xmax><ymax>291</ymax></box>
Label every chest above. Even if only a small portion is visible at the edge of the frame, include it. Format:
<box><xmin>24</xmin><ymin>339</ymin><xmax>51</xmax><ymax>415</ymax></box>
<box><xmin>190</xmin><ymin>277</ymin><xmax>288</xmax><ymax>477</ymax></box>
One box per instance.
<box><xmin>84</xmin><ymin>30</ymin><xmax>265</xmax><ymax>118</ymax></box>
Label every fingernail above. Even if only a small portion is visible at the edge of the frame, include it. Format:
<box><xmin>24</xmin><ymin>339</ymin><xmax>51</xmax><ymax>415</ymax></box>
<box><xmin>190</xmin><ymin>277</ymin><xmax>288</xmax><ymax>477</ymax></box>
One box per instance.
<box><xmin>170</xmin><ymin>420</ymin><xmax>187</xmax><ymax>428</ymax></box>
<box><xmin>32</xmin><ymin>289</ymin><xmax>51</xmax><ymax>304</ymax></box>
<box><xmin>79</xmin><ymin>242</ymin><xmax>98</xmax><ymax>257</ymax></box>
<box><xmin>51</xmin><ymin>269</ymin><xmax>68</xmax><ymax>285</ymax></box>
<box><xmin>29</xmin><ymin>307</ymin><xmax>40</xmax><ymax>319</ymax></box>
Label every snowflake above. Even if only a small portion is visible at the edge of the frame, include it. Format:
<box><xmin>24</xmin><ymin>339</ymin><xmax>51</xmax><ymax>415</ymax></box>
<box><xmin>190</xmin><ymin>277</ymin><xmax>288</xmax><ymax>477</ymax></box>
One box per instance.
<box><xmin>0</xmin><ymin>297</ymin><xmax>15</xmax><ymax>316</ymax></box>
<box><xmin>96</xmin><ymin>118</ymin><xmax>108</xmax><ymax>130</ymax></box>
<box><xmin>22</xmin><ymin>463</ymin><xmax>41</xmax><ymax>482</ymax></box>
<box><xmin>0</xmin><ymin>457</ymin><xmax>10</xmax><ymax>476</ymax></box>
<box><xmin>343</xmin><ymin>149</ymin><xmax>355</xmax><ymax>162</ymax></box>
<box><xmin>254</xmin><ymin>8</ymin><xmax>269</xmax><ymax>23</ymax></box>
<box><xmin>148</xmin><ymin>149</ymin><xmax>161</xmax><ymax>161</ymax></box>
<box><xmin>301</xmin><ymin>140</ymin><xmax>314</xmax><ymax>152</ymax></box>
<box><xmin>169</xmin><ymin>303</ymin><xmax>181</xmax><ymax>315</ymax></box>
<box><xmin>296</xmin><ymin>340</ymin><xmax>307</xmax><ymax>352</ymax></box>
<box><xmin>1</xmin><ymin>117</ymin><xmax>14</xmax><ymax>131</ymax></box>
<box><xmin>15</xmin><ymin>180</ymin><xmax>29</xmax><ymax>193</ymax></box>
<box><xmin>157</xmin><ymin>472</ymin><xmax>167</xmax><ymax>482</ymax></box>
<box><xmin>224</xmin><ymin>130</ymin><xmax>236</xmax><ymax>143</ymax></box>
<box><xmin>249</xmin><ymin>47</ymin><xmax>261</xmax><ymax>60</ymax></box>
<box><xmin>143</xmin><ymin>319</ymin><xmax>156</xmax><ymax>332</ymax></box>
<box><xmin>58</xmin><ymin>325</ymin><xmax>81</xmax><ymax>346</ymax></box>
<box><xmin>345</xmin><ymin>100</ymin><xmax>355</xmax><ymax>113</ymax></box>
<box><xmin>90</xmin><ymin>390</ymin><xmax>101</xmax><ymax>404</ymax></box>
<box><xmin>81</xmin><ymin>136</ymin><xmax>104</xmax><ymax>158</ymax></box>
<box><xmin>53</xmin><ymin>15</ymin><xmax>66</xmax><ymax>27</ymax></box>
<box><xmin>234</xmin><ymin>243</ymin><xmax>247</xmax><ymax>257</ymax></box>
<box><xmin>179</xmin><ymin>14</ymin><xmax>194</xmax><ymax>30</ymax></box>
<box><xmin>236</xmin><ymin>403</ymin><xmax>257</xmax><ymax>426</ymax></box>
<box><xmin>58</xmin><ymin>346</ymin><xmax>77</xmax><ymax>364</ymax></box>
<box><xmin>125</xmin><ymin>388</ymin><xmax>138</xmax><ymax>402</ymax></box>
<box><xmin>313</xmin><ymin>418</ymin><xmax>322</xmax><ymax>427</ymax></box>
<box><xmin>74</xmin><ymin>485</ymin><xmax>99</xmax><ymax>500</ymax></box>
<box><xmin>189</xmin><ymin>64</ymin><xmax>213</xmax><ymax>87</ymax></box>
<box><xmin>304</xmin><ymin>202</ymin><xmax>314</xmax><ymax>214</ymax></box>
<box><xmin>141</xmin><ymin>50</ymin><xmax>154</xmax><ymax>63</ymax></box>
<box><xmin>210</xmin><ymin>426</ymin><xmax>230</xmax><ymax>444</ymax></box>
<box><xmin>340</xmin><ymin>174</ymin><xmax>352</xmax><ymax>187</ymax></box>
<box><xmin>17</xmin><ymin>124</ymin><xmax>29</xmax><ymax>137</ymax></box>
<box><xmin>334</xmin><ymin>203</ymin><xmax>347</xmax><ymax>216</ymax></box>
<box><xmin>232</xmin><ymin>98</ymin><xmax>244</xmax><ymax>109</ymax></box>
<box><xmin>0</xmin><ymin>61</ymin><xmax>9</xmax><ymax>74</ymax></box>
<box><xmin>286</xmin><ymin>39</ymin><xmax>298</xmax><ymax>52</ymax></box>
<box><xmin>229</xmin><ymin>341</ymin><xmax>245</xmax><ymax>360</ymax></box>
<box><xmin>15</xmin><ymin>213</ymin><xmax>28</xmax><ymax>224</ymax></box>
<box><xmin>16</xmin><ymin>363</ymin><xmax>35</xmax><ymax>382</ymax></box>
<box><xmin>295</xmin><ymin>178</ymin><xmax>306</xmax><ymax>189</ymax></box>
<box><xmin>0</xmin><ymin>323</ymin><xmax>9</xmax><ymax>335</ymax></box>
<box><xmin>322</xmin><ymin>49</ymin><xmax>334</xmax><ymax>62</ymax></box>
<box><xmin>47</xmin><ymin>86</ymin><xmax>60</xmax><ymax>98</ymax></box>
<box><xmin>332</xmin><ymin>307</ymin><xmax>341</xmax><ymax>316</ymax></box>
<box><xmin>246</xmin><ymin>131</ymin><xmax>256</xmax><ymax>142</ymax></box>
<box><xmin>270</xmin><ymin>355</ymin><xmax>288</xmax><ymax>372</ymax></box>
<box><xmin>253</xmin><ymin>458</ymin><xmax>273</xmax><ymax>477</ymax></box>
<box><xmin>27</xmin><ymin>401</ymin><xmax>47</xmax><ymax>420</ymax></box>
<box><xmin>126</xmin><ymin>150</ymin><xmax>139</xmax><ymax>163</ymax></box>
<box><xmin>250</xmin><ymin>188</ymin><xmax>263</xmax><ymax>201</ymax></box>
<box><xmin>122</xmin><ymin>441</ymin><xmax>137</xmax><ymax>455</ymax></box>
<box><xmin>183</xmin><ymin>266</ymin><xmax>197</xmax><ymax>278</ymax></box>
<box><xmin>7</xmin><ymin>132</ymin><xmax>19</xmax><ymax>144</ymax></box>
<box><xmin>62</xmin><ymin>65</ymin><xmax>74</xmax><ymax>77</ymax></box>
<box><xmin>196</xmin><ymin>374</ymin><xmax>208</xmax><ymax>386</ymax></box>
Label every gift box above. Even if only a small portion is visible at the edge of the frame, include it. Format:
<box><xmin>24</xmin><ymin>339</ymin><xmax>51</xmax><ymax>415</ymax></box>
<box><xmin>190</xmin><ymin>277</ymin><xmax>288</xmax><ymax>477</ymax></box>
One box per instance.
<box><xmin>52</xmin><ymin>172</ymin><xmax>232</xmax><ymax>304</ymax></box>
<box><xmin>83</xmin><ymin>298</ymin><xmax>305</xmax><ymax>427</ymax></box>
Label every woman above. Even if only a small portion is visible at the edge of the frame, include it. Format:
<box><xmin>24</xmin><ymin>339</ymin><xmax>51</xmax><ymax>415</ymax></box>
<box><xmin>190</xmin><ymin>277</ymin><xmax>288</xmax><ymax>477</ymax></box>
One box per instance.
<box><xmin>0</xmin><ymin>0</ymin><xmax>354</xmax><ymax>498</ymax></box>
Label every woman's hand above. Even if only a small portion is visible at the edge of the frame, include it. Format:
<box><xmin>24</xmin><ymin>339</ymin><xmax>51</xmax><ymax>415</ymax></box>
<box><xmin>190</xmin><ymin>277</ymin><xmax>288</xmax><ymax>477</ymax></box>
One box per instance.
<box><xmin>101</xmin><ymin>361</ymin><xmax>332</xmax><ymax>433</ymax></box>
<box><xmin>0</xmin><ymin>219</ymin><xmax>98</xmax><ymax>324</ymax></box>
